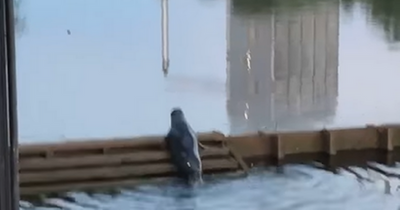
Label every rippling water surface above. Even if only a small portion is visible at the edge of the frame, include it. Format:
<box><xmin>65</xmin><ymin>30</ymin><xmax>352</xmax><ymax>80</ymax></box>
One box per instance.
<box><xmin>15</xmin><ymin>0</ymin><xmax>400</xmax><ymax>209</ymax></box>
<box><xmin>20</xmin><ymin>164</ymin><xmax>400</xmax><ymax>210</ymax></box>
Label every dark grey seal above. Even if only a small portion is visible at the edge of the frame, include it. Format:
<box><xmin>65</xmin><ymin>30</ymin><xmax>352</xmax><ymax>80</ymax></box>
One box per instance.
<box><xmin>165</xmin><ymin>108</ymin><xmax>203</xmax><ymax>185</ymax></box>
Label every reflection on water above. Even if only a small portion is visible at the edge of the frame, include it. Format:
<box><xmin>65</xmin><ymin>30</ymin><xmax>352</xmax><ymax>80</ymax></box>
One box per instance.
<box><xmin>342</xmin><ymin>0</ymin><xmax>400</xmax><ymax>44</ymax></box>
<box><xmin>15</xmin><ymin>0</ymin><xmax>400</xmax><ymax>143</ymax></box>
<box><xmin>14</xmin><ymin>0</ymin><xmax>26</xmax><ymax>36</ymax></box>
<box><xmin>227</xmin><ymin>0</ymin><xmax>400</xmax><ymax>134</ymax></box>
<box><xmin>227</xmin><ymin>0</ymin><xmax>339</xmax><ymax>134</ymax></box>
<box><xmin>17</xmin><ymin>0</ymin><xmax>229</xmax><ymax>143</ymax></box>
<box><xmin>161</xmin><ymin>0</ymin><xmax>169</xmax><ymax>75</ymax></box>
<box><xmin>15</xmin><ymin>0</ymin><xmax>400</xmax><ymax>209</ymax></box>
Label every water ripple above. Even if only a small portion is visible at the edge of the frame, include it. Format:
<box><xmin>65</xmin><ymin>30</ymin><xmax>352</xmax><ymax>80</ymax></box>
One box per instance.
<box><xmin>22</xmin><ymin>164</ymin><xmax>400</xmax><ymax>210</ymax></box>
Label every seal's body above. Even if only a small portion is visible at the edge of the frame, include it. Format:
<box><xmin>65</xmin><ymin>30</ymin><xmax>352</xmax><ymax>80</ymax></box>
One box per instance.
<box><xmin>165</xmin><ymin>108</ymin><xmax>203</xmax><ymax>185</ymax></box>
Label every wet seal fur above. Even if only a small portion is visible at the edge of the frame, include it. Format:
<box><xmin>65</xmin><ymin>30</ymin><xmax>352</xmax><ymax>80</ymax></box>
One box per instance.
<box><xmin>165</xmin><ymin>108</ymin><xmax>203</xmax><ymax>185</ymax></box>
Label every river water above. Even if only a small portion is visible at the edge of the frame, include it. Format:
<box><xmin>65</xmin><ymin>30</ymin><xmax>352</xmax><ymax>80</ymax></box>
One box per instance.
<box><xmin>15</xmin><ymin>0</ymin><xmax>400</xmax><ymax>209</ymax></box>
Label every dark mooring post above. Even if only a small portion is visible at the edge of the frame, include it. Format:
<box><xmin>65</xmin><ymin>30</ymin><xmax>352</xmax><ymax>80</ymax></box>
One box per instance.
<box><xmin>0</xmin><ymin>0</ymin><xmax>19</xmax><ymax>209</ymax></box>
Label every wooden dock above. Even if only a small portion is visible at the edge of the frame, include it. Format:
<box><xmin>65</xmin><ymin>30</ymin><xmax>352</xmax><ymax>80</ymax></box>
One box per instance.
<box><xmin>18</xmin><ymin>124</ymin><xmax>400</xmax><ymax>195</ymax></box>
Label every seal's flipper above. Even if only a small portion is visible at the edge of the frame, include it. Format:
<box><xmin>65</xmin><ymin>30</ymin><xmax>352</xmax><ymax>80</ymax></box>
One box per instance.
<box><xmin>165</xmin><ymin>129</ymin><xmax>179</xmax><ymax>150</ymax></box>
<box><xmin>163</xmin><ymin>137</ymin><xmax>170</xmax><ymax>150</ymax></box>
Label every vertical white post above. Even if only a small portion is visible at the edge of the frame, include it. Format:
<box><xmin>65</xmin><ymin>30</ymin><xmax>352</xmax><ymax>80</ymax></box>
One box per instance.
<box><xmin>162</xmin><ymin>0</ymin><xmax>169</xmax><ymax>76</ymax></box>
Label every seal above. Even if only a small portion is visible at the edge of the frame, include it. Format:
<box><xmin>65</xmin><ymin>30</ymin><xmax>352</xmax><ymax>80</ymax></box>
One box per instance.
<box><xmin>165</xmin><ymin>108</ymin><xmax>203</xmax><ymax>185</ymax></box>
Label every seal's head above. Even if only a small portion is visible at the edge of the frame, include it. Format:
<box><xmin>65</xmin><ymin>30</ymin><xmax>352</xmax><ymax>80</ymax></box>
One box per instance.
<box><xmin>171</xmin><ymin>107</ymin><xmax>183</xmax><ymax>116</ymax></box>
<box><xmin>171</xmin><ymin>107</ymin><xmax>184</xmax><ymax>119</ymax></box>
<box><xmin>170</xmin><ymin>107</ymin><xmax>186</xmax><ymax>125</ymax></box>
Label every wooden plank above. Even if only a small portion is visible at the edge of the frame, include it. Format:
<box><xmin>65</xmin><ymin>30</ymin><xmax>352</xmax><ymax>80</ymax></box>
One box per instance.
<box><xmin>278</xmin><ymin>131</ymin><xmax>324</xmax><ymax>154</ymax></box>
<box><xmin>19</xmin><ymin>148</ymin><xmax>231</xmax><ymax>171</ymax></box>
<box><xmin>370</xmin><ymin>126</ymin><xmax>392</xmax><ymax>151</ymax></box>
<box><xmin>272</xmin><ymin>134</ymin><xmax>284</xmax><ymax>160</ymax></box>
<box><xmin>19</xmin><ymin>136</ymin><xmax>161</xmax><ymax>153</ymax></box>
<box><xmin>20</xmin><ymin>159</ymin><xmax>239</xmax><ymax>184</ymax></box>
<box><xmin>386</xmin><ymin>128</ymin><xmax>395</xmax><ymax>151</ymax></box>
<box><xmin>329</xmin><ymin>127</ymin><xmax>379</xmax><ymax>151</ymax></box>
<box><xmin>379</xmin><ymin>124</ymin><xmax>400</xmax><ymax>147</ymax></box>
<box><xmin>19</xmin><ymin>131</ymin><xmax>225</xmax><ymax>156</ymax></box>
<box><xmin>224</xmin><ymin>144</ymin><xmax>249</xmax><ymax>173</ymax></box>
<box><xmin>21</xmin><ymin>177</ymin><xmax>170</xmax><ymax>196</ymax></box>
<box><xmin>225</xmin><ymin>132</ymin><xmax>273</xmax><ymax>158</ymax></box>
<box><xmin>323</xmin><ymin>129</ymin><xmax>335</xmax><ymax>155</ymax></box>
<box><xmin>19</xmin><ymin>125</ymin><xmax>400</xmax><ymax>158</ymax></box>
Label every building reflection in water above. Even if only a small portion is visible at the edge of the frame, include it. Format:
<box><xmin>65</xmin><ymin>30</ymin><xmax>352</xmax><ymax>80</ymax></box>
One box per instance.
<box><xmin>226</xmin><ymin>1</ymin><xmax>339</xmax><ymax>135</ymax></box>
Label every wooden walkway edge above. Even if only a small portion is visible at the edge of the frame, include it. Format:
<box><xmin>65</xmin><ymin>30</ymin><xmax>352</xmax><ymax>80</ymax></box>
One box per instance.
<box><xmin>17</xmin><ymin>125</ymin><xmax>400</xmax><ymax>195</ymax></box>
